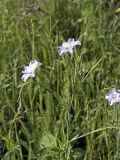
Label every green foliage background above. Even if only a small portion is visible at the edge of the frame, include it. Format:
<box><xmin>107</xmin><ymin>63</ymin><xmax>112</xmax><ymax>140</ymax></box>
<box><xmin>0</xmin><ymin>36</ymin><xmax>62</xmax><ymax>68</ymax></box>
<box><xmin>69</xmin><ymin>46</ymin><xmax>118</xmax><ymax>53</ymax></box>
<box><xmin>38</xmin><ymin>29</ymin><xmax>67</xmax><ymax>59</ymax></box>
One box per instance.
<box><xmin>0</xmin><ymin>0</ymin><xmax>120</xmax><ymax>159</ymax></box>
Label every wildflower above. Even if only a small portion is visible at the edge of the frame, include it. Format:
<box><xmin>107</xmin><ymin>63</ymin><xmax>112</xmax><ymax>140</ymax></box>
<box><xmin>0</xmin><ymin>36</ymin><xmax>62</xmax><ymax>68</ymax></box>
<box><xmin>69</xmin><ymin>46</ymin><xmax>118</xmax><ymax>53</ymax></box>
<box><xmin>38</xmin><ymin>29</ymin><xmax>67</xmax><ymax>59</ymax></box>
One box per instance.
<box><xmin>58</xmin><ymin>38</ymin><xmax>81</xmax><ymax>56</ymax></box>
<box><xmin>22</xmin><ymin>60</ymin><xmax>42</xmax><ymax>82</ymax></box>
<box><xmin>105</xmin><ymin>88</ymin><xmax>120</xmax><ymax>106</ymax></box>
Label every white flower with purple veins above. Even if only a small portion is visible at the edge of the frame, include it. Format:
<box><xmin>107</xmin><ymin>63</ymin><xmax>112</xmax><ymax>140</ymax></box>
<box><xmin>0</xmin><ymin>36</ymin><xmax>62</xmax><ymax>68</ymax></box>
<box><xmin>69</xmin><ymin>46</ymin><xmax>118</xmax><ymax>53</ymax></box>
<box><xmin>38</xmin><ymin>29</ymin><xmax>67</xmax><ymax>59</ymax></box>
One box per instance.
<box><xmin>105</xmin><ymin>88</ymin><xmax>120</xmax><ymax>106</ymax></box>
<box><xmin>58</xmin><ymin>38</ymin><xmax>81</xmax><ymax>56</ymax></box>
<box><xmin>22</xmin><ymin>60</ymin><xmax>42</xmax><ymax>82</ymax></box>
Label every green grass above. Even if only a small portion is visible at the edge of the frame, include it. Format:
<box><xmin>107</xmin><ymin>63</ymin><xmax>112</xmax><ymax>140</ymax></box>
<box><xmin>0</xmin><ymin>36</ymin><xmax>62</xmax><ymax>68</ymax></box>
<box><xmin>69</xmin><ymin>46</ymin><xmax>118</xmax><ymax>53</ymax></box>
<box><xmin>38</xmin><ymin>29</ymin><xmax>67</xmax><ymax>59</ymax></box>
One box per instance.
<box><xmin>0</xmin><ymin>0</ymin><xmax>120</xmax><ymax>159</ymax></box>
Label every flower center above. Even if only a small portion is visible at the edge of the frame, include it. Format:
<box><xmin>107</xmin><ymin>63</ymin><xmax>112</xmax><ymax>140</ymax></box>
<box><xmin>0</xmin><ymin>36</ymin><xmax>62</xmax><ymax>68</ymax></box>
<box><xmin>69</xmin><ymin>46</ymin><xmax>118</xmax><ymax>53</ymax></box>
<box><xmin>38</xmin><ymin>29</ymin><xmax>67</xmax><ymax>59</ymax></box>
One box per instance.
<box><xmin>112</xmin><ymin>94</ymin><xmax>117</xmax><ymax>99</ymax></box>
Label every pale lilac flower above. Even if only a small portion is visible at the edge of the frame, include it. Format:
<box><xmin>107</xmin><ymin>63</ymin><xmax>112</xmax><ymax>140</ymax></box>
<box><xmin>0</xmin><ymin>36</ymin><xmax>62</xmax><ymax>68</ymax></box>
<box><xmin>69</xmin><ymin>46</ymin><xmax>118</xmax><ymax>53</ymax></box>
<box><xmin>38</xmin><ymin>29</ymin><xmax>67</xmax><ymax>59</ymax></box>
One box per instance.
<box><xmin>105</xmin><ymin>88</ymin><xmax>120</xmax><ymax>106</ymax></box>
<box><xmin>22</xmin><ymin>60</ymin><xmax>42</xmax><ymax>82</ymax></box>
<box><xmin>58</xmin><ymin>38</ymin><xmax>81</xmax><ymax>56</ymax></box>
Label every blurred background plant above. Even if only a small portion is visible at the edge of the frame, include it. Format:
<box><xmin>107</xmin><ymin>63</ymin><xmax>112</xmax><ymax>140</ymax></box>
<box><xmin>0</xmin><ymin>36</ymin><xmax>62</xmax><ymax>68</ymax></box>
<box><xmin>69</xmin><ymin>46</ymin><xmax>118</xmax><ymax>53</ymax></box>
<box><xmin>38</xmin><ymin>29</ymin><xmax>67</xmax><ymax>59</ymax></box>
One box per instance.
<box><xmin>0</xmin><ymin>0</ymin><xmax>120</xmax><ymax>159</ymax></box>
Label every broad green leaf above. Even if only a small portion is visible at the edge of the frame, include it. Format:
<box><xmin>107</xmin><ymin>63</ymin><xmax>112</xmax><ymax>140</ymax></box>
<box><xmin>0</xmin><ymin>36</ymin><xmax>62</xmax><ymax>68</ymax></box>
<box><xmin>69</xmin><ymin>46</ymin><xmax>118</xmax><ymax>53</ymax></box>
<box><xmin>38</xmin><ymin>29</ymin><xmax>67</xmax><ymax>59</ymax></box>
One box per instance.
<box><xmin>40</xmin><ymin>133</ymin><xmax>57</xmax><ymax>149</ymax></box>
<box><xmin>115</xmin><ymin>8</ymin><xmax>120</xmax><ymax>12</ymax></box>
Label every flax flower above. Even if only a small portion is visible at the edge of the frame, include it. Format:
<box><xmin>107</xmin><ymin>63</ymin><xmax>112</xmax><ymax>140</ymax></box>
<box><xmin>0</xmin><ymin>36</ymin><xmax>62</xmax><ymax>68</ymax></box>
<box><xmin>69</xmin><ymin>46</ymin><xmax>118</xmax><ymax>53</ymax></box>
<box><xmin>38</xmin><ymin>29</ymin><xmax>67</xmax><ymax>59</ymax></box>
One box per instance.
<box><xmin>105</xmin><ymin>88</ymin><xmax>120</xmax><ymax>106</ymax></box>
<box><xmin>58</xmin><ymin>38</ymin><xmax>81</xmax><ymax>56</ymax></box>
<box><xmin>22</xmin><ymin>60</ymin><xmax>42</xmax><ymax>82</ymax></box>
